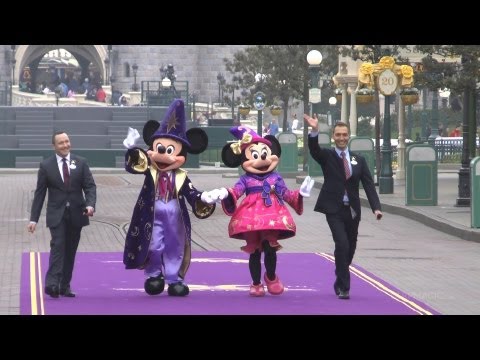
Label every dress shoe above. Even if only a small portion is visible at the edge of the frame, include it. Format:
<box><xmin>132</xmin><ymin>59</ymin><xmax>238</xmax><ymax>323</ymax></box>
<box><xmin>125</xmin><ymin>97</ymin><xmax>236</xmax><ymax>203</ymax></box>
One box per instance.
<box><xmin>337</xmin><ymin>289</ymin><xmax>350</xmax><ymax>300</ymax></box>
<box><xmin>60</xmin><ymin>288</ymin><xmax>76</xmax><ymax>297</ymax></box>
<box><xmin>333</xmin><ymin>282</ymin><xmax>340</xmax><ymax>296</ymax></box>
<box><xmin>45</xmin><ymin>285</ymin><xmax>59</xmax><ymax>298</ymax></box>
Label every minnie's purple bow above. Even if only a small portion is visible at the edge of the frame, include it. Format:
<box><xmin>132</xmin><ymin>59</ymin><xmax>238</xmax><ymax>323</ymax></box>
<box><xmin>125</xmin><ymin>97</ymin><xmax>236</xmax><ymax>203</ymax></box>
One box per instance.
<box><xmin>262</xmin><ymin>179</ymin><xmax>285</xmax><ymax>206</ymax></box>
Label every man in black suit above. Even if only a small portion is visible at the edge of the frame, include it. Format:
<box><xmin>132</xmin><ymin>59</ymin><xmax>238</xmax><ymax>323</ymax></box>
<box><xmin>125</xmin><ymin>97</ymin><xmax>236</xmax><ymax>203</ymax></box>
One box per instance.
<box><xmin>27</xmin><ymin>131</ymin><xmax>97</xmax><ymax>298</ymax></box>
<box><xmin>303</xmin><ymin>115</ymin><xmax>382</xmax><ymax>300</ymax></box>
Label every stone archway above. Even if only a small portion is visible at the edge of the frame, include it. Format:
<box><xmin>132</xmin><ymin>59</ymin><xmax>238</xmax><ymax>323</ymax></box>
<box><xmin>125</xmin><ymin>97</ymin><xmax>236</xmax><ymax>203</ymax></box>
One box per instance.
<box><xmin>13</xmin><ymin>45</ymin><xmax>107</xmax><ymax>89</ymax></box>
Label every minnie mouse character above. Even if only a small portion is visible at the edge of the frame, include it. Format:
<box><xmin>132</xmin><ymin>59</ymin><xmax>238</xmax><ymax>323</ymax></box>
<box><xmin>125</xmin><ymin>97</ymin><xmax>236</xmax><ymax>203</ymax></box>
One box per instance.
<box><xmin>122</xmin><ymin>99</ymin><xmax>216</xmax><ymax>297</ymax></box>
<box><xmin>204</xmin><ymin>126</ymin><xmax>314</xmax><ymax>296</ymax></box>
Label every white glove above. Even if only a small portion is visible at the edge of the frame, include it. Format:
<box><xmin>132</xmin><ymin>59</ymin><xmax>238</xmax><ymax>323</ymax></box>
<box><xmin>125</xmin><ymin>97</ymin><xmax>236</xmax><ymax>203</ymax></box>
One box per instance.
<box><xmin>201</xmin><ymin>191</ymin><xmax>217</xmax><ymax>205</ymax></box>
<box><xmin>123</xmin><ymin>127</ymin><xmax>141</xmax><ymax>149</ymax></box>
<box><xmin>299</xmin><ymin>176</ymin><xmax>315</xmax><ymax>197</ymax></box>
<box><xmin>217</xmin><ymin>188</ymin><xmax>229</xmax><ymax>201</ymax></box>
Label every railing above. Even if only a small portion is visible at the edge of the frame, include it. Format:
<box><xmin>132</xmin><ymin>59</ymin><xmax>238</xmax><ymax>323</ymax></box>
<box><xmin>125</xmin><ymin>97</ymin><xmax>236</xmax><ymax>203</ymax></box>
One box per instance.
<box><xmin>140</xmin><ymin>80</ymin><xmax>189</xmax><ymax>108</ymax></box>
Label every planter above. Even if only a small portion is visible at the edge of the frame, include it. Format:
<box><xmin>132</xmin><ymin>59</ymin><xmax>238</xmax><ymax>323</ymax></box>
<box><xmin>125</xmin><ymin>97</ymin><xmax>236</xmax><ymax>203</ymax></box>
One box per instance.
<box><xmin>401</xmin><ymin>94</ymin><xmax>419</xmax><ymax>105</ymax></box>
<box><xmin>239</xmin><ymin>107</ymin><xmax>251</xmax><ymax>116</ymax></box>
<box><xmin>270</xmin><ymin>108</ymin><xmax>282</xmax><ymax>116</ymax></box>
<box><xmin>356</xmin><ymin>94</ymin><xmax>374</xmax><ymax>104</ymax></box>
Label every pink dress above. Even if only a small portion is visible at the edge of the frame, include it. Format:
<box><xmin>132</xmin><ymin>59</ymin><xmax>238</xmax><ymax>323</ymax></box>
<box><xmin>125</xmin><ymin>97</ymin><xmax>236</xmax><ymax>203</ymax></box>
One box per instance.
<box><xmin>221</xmin><ymin>172</ymin><xmax>303</xmax><ymax>253</ymax></box>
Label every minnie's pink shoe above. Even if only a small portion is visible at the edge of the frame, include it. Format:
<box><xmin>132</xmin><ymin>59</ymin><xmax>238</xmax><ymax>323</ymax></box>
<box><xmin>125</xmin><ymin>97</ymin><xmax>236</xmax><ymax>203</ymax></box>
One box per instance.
<box><xmin>249</xmin><ymin>283</ymin><xmax>266</xmax><ymax>297</ymax></box>
<box><xmin>264</xmin><ymin>274</ymin><xmax>284</xmax><ymax>295</ymax></box>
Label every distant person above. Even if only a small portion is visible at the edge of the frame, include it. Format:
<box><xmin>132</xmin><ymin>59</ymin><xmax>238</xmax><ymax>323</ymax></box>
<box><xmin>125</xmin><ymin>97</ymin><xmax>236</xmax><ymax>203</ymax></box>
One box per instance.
<box><xmin>27</xmin><ymin>131</ymin><xmax>97</xmax><ymax>298</ymax></box>
<box><xmin>268</xmin><ymin>119</ymin><xmax>279</xmax><ymax>136</ymax></box>
<box><xmin>292</xmin><ymin>114</ymin><xmax>299</xmax><ymax>131</ymax></box>
<box><xmin>96</xmin><ymin>85</ymin><xmax>106</xmax><ymax>103</ymax></box>
<box><xmin>303</xmin><ymin>114</ymin><xmax>382</xmax><ymax>300</ymax></box>
<box><xmin>449</xmin><ymin>124</ymin><xmax>461</xmax><ymax>137</ymax></box>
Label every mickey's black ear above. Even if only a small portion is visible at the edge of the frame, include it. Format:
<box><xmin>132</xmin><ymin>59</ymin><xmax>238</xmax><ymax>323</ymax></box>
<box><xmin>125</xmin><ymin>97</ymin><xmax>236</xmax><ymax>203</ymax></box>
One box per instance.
<box><xmin>186</xmin><ymin>128</ymin><xmax>208</xmax><ymax>154</ymax></box>
<box><xmin>221</xmin><ymin>143</ymin><xmax>242</xmax><ymax>168</ymax></box>
<box><xmin>143</xmin><ymin>120</ymin><xmax>160</xmax><ymax>147</ymax></box>
<box><xmin>265</xmin><ymin>135</ymin><xmax>281</xmax><ymax>157</ymax></box>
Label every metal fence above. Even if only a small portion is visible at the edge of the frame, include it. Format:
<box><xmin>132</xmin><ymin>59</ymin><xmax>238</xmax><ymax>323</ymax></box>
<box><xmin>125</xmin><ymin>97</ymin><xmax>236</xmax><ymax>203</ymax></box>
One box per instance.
<box><xmin>140</xmin><ymin>81</ymin><xmax>189</xmax><ymax>108</ymax></box>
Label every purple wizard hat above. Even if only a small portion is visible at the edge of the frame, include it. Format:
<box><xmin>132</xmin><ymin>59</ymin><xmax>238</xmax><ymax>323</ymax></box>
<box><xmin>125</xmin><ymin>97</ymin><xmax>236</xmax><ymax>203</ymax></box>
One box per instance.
<box><xmin>229</xmin><ymin>126</ymin><xmax>272</xmax><ymax>154</ymax></box>
<box><xmin>151</xmin><ymin>99</ymin><xmax>191</xmax><ymax>148</ymax></box>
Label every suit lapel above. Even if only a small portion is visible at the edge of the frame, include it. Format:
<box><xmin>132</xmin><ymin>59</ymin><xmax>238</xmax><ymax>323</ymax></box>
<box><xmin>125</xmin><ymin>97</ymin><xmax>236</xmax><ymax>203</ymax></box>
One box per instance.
<box><xmin>50</xmin><ymin>156</ymin><xmax>64</xmax><ymax>185</ymax></box>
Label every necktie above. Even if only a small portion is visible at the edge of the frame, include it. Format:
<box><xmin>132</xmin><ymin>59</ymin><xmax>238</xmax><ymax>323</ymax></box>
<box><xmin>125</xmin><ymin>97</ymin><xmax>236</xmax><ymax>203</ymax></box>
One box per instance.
<box><xmin>62</xmin><ymin>158</ymin><xmax>70</xmax><ymax>187</ymax></box>
<box><xmin>158</xmin><ymin>172</ymin><xmax>170</xmax><ymax>201</ymax></box>
<box><xmin>341</xmin><ymin>151</ymin><xmax>351</xmax><ymax>179</ymax></box>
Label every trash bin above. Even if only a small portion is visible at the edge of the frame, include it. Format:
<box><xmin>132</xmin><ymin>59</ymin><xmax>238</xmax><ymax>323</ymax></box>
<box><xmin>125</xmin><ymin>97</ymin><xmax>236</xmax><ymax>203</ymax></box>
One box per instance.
<box><xmin>349</xmin><ymin>137</ymin><xmax>375</xmax><ymax>186</ymax></box>
<box><xmin>405</xmin><ymin>144</ymin><xmax>437</xmax><ymax>206</ymax></box>
<box><xmin>470</xmin><ymin>157</ymin><xmax>480</xmax><ymax>228</ymax></box>
<box><xmin>277</xmin><ymin>132</ymin><xmax>298</xmax><ymax>176</ymax></box>
<box><xmin>308</xmin><ymin>132</ymin><xmax>331</xmax><ymax>177</ymax></box>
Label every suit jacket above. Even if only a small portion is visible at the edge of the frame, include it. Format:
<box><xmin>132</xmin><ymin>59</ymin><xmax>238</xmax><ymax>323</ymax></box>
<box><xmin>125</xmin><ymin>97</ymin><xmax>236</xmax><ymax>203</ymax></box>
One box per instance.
<box><xmin>30</xmin><ymin>154</ymin><xmax>97</xmax><ymax>228</ymax></box>
<box><xmin>308</xmin><ymin>135</ymin><xmax>381</xmax><ymax>220</ymax></box>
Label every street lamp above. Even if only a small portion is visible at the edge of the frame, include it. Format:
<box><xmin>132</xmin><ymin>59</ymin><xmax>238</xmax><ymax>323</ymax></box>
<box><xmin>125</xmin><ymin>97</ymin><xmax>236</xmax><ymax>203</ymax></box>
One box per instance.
<box><xmin>105</xmin><ymin>45</ymin><xmax>112</xmax><ymax>86</ymax></box>
<box><xmin>131</xmin><ymin>63</ymin><xmax>139</xmax><ymax>91</ymax></box>
<box><xmin>357</xmin><ymin>53</ymin><xmax>413</xmax><ymax>194</ymax></box>
<box><xmin>161</xmin><ymin>77</ymin><xmax>171</xmax><ymax>88</ymax></box>
<box><xmin>10</xmin><ymin>45</ymin><xmax>16</xmax><ymax>86</ymax></box>
<box><xmin>328</xmin><ymin>96</ymin><xmax>337</xmax><ymax>126</ymax></box>
<box><xmin>254</xmin><ymin>73</ymin><xmax>266</xmax><ymax>135</ymax></box>
<box><xmin>306</xmin><ymin>49</ymin><xmax>323</xmax><ymax>171</ymax></box>
<box><xmin>439</xmin><ymin>88</ymin><xmax>451</xmax><ymax>136</ymax></box>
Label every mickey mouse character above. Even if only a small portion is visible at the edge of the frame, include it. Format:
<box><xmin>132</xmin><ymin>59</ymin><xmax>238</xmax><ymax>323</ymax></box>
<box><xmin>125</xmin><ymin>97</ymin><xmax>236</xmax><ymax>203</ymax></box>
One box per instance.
<box><xmin>204</xmin><ymin>126</ymin><xmax>314</xmax><ymax>296</ymax></box>
<box><xmin>122</xmin><ymin>99</ymin><xmax>215</xmax><ymax>297</ymax></box>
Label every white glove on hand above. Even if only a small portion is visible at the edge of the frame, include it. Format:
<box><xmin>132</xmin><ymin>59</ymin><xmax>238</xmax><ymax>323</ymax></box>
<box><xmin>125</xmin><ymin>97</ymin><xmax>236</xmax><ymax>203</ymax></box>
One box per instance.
<box><xmin>123</xmin><ymin>127</ymin><xmax>141</xmax><ymax>149</ymax></box>
<box><xmin>201</xmin><ymin>191</ymin><xmax>217</xmax><ymax>205</ymax></box>
<box><xmin>217</xmin><ymin>188</ymin><xmax>229</xmax><ymax>201</ymax></box>
<box><xmin>299</xmin><ymin>176</ymin><xmax>315</xmax><ymax>197</ymax></box>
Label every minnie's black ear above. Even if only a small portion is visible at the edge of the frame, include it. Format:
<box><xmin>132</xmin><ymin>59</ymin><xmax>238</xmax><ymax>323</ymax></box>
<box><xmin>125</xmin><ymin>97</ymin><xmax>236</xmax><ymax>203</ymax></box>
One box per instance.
<box><xmin>143</xmin><ymin>120</ymin><xmax>160</xmax><ymax>147</ymax></box>
<box><xmin>221</xmin><ymin>143</ymin><xmax>242</xmax><ymax>168</ymax></box>
<box><xmin>265</xmin><ymin>135</ymin><xmax>281</xmax><ymax>157</ymax></box>
<box><xmin>186</xmin><ymin>128</ymin><xmax>208</xmax><ymax>154</ymax></box>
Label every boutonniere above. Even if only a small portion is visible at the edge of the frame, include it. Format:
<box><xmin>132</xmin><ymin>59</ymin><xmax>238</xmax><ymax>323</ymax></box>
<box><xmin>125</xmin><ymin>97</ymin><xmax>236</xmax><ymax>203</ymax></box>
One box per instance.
<box><xmin>351</xmin><ymin>157</ymin><xmax>357</xmax><ymax>165</ymax></box>
<box><xmin>69</xmin><ymin>160</ymin><xmax>77</xmax><ymax>170</ymax></box>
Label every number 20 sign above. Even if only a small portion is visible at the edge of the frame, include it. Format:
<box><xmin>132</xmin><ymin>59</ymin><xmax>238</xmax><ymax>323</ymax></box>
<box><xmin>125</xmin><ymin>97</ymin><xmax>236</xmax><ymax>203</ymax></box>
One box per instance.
<box><xmin>377</xmin><ymin>69</ymin><xmax>398</xmax><ymax>96</ymax></box>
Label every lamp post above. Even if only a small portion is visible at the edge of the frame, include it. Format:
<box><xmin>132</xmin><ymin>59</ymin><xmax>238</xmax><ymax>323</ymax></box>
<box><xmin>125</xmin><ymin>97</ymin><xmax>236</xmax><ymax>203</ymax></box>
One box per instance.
<box><xmin>428</xmin><ymin>87</ymin><xmax>439</xmax><ymax>145</ymax></box>
<box><xmin>407</xmin><ymin>104</ymin><xmax>413</xmax><ymax>139</ymax></box>
<box><xmin>328</xmin><ymin>96</ymin><xmax>337</xmax><ymax>126</ymax></box>
<box><xmin>439</xmin><ymin>88</ymin><xmax>450</xmax><ymax>136</ymax></box>
<box><xmin>457</xmin><ymin>54</ymin><xmax>474</xmax><ymax>207</ymax></box>
<box><xmin>377</xmin><ymin>69</ymin><xmax>397</xmax><ymax>194</ymax></box>
<box><xmin>254</xmin><ymin>91</ymin><xmax>266</xmax><ymax>136</ymax></box>
<box><xmin>306</xmin><ymin>50</ymin><xmax>323</xmax><ymax>171</ymax></box>
<box><xmin>254</xmin><ymin>73</ymin><xmax>266</xmax><ymax>135</ymax></box>
<box><xmin>10</xmin><ymin>45</ymin><xmax>16</xmax><ymax>86</ymax></box>
<box><xmin>105</xmin><ymin>45</ymin><xmax>112</xmax><ymax>86</ymax></box>
<box><xmin>132</xmin><ymin>63</ymin><xmax>139</xmax><ymax>91</ymax></box>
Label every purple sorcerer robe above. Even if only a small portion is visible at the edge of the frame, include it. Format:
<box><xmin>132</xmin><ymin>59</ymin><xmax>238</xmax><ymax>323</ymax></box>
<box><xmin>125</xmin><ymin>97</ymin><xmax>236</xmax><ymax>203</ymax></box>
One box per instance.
<box><xmin>123</xmin><ymin>148</ymin><xmax>215</xmax><ymax>279</ymax></box>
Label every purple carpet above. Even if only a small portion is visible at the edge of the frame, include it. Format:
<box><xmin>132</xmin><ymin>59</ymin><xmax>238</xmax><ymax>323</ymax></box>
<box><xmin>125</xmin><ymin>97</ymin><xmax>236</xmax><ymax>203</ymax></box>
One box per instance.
<box><xmin>20</xmin><ymin>251</ymin><xmax>440</xmax><ymax>315</ymax></box>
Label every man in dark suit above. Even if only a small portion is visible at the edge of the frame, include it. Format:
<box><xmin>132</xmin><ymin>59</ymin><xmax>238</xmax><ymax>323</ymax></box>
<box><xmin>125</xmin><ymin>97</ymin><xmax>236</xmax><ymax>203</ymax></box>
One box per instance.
<box><xmin>27</xmin><ymin>131</ymin><xmax>97</xmax><ymax>298</ymax></box>
<box><xmin>303</xmin><ymin>115</ymin><xmax>382</xmax><ymax>300</ymax></box>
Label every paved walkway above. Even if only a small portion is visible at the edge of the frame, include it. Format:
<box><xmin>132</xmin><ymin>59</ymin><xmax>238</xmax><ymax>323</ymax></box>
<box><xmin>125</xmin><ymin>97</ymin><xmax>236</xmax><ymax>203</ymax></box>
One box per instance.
<box><xmin>1</xmin><ymin>166</ymin><xmax>480</xmax><ymax>314</ymax></box>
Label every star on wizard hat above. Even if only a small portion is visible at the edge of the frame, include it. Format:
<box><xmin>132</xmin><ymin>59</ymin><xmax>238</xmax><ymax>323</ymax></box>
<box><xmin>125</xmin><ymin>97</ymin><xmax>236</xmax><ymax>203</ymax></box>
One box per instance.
<box><xmin>229</xmin><ymin>126</ymin><xmax>272</xmax><ymax>155</ymax></box>
<box><xmin>151</xmin><ymin>99</ymin><xmax>191</xmax><ymax>147</ymax></box>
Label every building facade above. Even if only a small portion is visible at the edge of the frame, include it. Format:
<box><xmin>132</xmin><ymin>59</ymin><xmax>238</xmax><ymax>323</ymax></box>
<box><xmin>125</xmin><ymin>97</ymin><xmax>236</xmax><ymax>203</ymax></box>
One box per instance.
<box><xmin>0</xmin><ymin>45</ymin><xmax>248</xmax><ymax>104</ymax></box>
